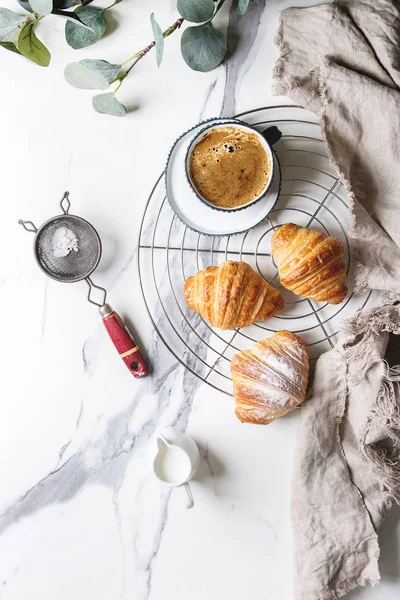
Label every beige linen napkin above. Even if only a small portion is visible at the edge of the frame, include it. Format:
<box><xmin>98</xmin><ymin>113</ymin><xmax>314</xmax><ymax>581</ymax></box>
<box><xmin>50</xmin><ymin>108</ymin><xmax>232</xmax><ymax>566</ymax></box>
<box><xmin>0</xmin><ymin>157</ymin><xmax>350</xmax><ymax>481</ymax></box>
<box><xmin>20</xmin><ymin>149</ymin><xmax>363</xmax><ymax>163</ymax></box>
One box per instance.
<box><xmin>293</xmin><ymin>302</ymin><xmax>400</xmax><ymax>600</ymax></box>
<box><xmin>273</xmin><ymin>1</ymin><xmax>400</xmax><ymax>598</ymax></box>
<box><xmin>274</xmin><ymin>0</ymin><xmax>400</xmax><ymax>294</ymax></box>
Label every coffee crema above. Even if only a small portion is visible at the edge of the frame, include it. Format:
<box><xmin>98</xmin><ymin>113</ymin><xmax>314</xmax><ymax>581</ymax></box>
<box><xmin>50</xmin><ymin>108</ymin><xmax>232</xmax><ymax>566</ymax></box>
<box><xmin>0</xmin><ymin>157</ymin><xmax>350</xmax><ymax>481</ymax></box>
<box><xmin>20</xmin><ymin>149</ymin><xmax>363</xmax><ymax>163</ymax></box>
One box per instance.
<box><xmin>188</xmin><ymin>126</ymin><xmax>272</xmax><ymax>209</ymax></box>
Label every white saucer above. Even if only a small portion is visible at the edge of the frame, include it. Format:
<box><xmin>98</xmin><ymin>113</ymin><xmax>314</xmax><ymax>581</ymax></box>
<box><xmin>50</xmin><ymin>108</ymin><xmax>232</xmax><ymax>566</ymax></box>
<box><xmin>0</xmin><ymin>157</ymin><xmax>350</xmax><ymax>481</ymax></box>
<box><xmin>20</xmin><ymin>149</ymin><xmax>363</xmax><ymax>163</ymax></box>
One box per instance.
<box><xmin>164</xmin><ymin>118</ymin><xmax>281</xmax><ymax>236</ymax></box>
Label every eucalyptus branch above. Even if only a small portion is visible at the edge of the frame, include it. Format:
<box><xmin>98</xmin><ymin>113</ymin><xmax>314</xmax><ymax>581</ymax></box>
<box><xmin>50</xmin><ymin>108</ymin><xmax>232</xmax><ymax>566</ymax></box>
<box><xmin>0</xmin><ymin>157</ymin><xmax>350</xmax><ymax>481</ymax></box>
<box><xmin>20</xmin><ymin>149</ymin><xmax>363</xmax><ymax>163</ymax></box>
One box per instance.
<box><xmin>1</xmin><ymin>0</ymin><xmax>252</xmax><ymax>116</ymax></box>
<box><xmin>61</xmin><ymin>0</ymin><xmax>251</xmax><ymax>116</ymax></box>
<box><xmin>101</xmin><ymin>0</ymin><xmax>123</xmax><ymax>13</ymax></box>
<box><xmin>0</xmin><ymin>1</ymin><xmax>124</xmax><ymax>67</ymax></box>
<box><xmin>125</xmin><ymin>17</ymin><xmax>184</xmax><ymax>75</ymax></box>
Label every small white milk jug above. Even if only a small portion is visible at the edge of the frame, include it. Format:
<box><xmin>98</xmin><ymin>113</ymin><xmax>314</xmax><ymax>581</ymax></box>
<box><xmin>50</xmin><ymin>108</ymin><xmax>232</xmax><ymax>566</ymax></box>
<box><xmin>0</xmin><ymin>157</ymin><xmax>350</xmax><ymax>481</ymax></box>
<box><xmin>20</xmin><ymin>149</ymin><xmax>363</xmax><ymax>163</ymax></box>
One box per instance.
<box><xmin>152</xmin><ymin>428</ymin><xmax>200</xmax><ymax>509</ymax></box>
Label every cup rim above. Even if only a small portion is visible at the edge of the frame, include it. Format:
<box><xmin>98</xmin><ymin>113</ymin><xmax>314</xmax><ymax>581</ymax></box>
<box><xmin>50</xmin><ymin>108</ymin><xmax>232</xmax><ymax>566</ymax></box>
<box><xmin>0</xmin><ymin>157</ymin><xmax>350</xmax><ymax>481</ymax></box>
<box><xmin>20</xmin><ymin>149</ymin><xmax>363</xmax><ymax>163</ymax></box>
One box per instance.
<box><xmin>184</xmin><ymin>119</ymin><xmax>275</xmax><ymax>213</ymax></box>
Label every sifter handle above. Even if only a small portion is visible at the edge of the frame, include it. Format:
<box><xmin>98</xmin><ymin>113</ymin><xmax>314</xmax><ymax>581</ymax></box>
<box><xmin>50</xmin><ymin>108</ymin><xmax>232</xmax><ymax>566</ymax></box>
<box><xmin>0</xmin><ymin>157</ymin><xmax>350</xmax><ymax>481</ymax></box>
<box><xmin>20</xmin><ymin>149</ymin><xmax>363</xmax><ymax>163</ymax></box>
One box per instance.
<box><xmin>100</xmin><ymin>304</ymin><xmax>148</xmax><ymax>378</ymax></box>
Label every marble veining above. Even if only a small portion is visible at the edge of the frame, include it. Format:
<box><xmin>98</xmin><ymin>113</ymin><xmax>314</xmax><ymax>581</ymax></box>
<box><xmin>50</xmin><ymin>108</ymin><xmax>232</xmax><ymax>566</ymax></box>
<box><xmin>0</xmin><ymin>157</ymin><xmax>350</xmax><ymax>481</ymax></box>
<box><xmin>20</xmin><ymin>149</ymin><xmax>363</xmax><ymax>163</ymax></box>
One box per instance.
<box><xmin>0</xmin><ymin>322</ymin><xmax>204</xmax><ymax>597</ymax></box>
<box><xmin>222</xmin><ymin>0</ymin><xmax>267</xmax><ymax>117</ymax></box>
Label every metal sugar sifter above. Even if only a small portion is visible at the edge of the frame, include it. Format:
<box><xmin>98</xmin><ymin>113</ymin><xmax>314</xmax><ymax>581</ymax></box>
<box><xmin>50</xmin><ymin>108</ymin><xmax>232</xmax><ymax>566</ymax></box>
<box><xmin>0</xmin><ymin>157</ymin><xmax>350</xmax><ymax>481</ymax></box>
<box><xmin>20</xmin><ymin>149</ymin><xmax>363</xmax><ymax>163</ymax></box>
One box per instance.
<box><xmin>19</xmin><ymin>191</ymin><xmax>148</xmax><ymax>378</ymax></box>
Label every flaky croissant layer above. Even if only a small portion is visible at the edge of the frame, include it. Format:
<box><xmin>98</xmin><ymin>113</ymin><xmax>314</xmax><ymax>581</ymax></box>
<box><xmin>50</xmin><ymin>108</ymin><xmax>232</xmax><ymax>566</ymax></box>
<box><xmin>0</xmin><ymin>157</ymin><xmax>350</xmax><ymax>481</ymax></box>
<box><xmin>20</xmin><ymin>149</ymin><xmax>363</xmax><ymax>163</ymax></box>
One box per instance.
<box><xmin>231</xmin><ymin>331</ymin><xmax>309</xmax><ymax>425</ymax></box>
<box><xmin>184</xmin><ymin>261</ymin><xmax>284</xmax><ymax>330</ymax></box>
<box><xmin>271</xmin><ymin>223</ymin><xmax>348</xmax><ymax>304</ymax></box>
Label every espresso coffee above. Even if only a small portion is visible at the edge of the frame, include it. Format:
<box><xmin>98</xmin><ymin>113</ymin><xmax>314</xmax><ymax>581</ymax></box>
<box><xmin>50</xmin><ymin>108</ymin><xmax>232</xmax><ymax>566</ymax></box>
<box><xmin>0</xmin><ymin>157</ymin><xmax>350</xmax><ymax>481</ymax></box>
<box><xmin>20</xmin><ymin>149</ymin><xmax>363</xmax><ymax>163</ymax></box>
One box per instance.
<box><xmin>188</xmin><ymin>126</ymin><xmax>272</xmax><ymax>209</ymax></box>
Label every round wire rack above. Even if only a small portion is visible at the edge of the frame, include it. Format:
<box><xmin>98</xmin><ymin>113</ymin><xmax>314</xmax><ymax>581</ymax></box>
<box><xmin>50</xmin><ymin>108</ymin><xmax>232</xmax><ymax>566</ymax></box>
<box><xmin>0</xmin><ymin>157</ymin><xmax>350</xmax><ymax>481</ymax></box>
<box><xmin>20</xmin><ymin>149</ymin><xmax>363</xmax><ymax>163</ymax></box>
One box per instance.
<box><xmin>138</xmin><ymin>105</ymin><xmax>380</xmax><ymax>396</ymax></box>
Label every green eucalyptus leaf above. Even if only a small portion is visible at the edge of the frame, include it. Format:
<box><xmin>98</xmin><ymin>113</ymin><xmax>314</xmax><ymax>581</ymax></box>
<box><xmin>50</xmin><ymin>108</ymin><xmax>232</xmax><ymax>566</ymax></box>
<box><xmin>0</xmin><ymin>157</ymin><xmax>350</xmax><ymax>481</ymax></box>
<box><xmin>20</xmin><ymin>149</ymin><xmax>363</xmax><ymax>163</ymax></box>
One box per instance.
<box><xmin>92</xmin><ymin>92</ymin><xmax>127</xmax><ymax>116</ymax></box>
<box><xmin>17</xmin><ymin>1</ymin><xmax>33</xmax><ymax>13</ymax></box>
<box><xmin>64</xmin><ymin>61</ymin><xmax>109</xmax><ymax>89</ymax></box>
<box><xmin>0</xmin><ymin>8</ymin><xmax>26</xmax><ymax>42</ymax></box>
<box><xmin>0</xmin><ymin>40</ymin><xmax>22</xmax><ymax>54</ymax></box>
<box><xmin>150</xmin><ymin>13</ymin><xmax>163</xmax><ymax>68</ymax></box>
<box><xmin>17</xmin><ymin>22</ymin><xmax>51</xmax><ymax>66</ymax></box>
<box><xmin>181</xmin><ymin>22</ymin><xmax>226</xmax><ymax>72</ymax></box>
<box><xmin>238</xmin><ymin>0</ymin><xmax>250</xmax><ymax>15</ymax></box>
<box><xmin>65</xmin><ymin>6</ymin><xmax>106</xmax><ymax>49</ymax></box>
<box><xmin>52</xmin><ymin>9</ymin><xmax>92</xmax><ymax>29</ymax></box>
<box><xmin>80</xmin><ymin>59</ymin><xmax>121</xmax><ymax>83</ymax></box>
<box><xmin>17</xmin><ymin>0</ymin><xmax>77</xmax><ymax>12</ymax></box>
<box><xmin>29</xmin><ymin>0</ymin><xmax>53</xmax><ymax>16</ymax></box>
<box><xmin>177</xmin><ymin>0</ymin><xmax>214</xmax><ymax>23</ymax></box>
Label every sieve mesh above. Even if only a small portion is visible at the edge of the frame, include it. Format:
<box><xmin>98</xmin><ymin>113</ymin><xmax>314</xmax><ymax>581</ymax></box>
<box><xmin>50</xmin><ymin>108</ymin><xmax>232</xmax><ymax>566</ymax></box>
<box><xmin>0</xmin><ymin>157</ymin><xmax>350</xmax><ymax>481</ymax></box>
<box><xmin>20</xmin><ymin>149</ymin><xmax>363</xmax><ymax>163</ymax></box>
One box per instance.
<box><xmin>34</xmin><ymin>215</ymin><xmax>101</xmax><ymax>283</ymax></box>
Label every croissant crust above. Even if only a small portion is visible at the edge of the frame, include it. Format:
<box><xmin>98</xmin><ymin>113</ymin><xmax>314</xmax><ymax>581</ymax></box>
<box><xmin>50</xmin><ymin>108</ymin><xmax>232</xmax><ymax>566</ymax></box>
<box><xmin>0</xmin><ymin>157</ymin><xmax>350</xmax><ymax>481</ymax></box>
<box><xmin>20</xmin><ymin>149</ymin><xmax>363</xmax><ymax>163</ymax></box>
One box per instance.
<box><xmin>231</xmin><ymin>331</ymin><xmax>309</xmax><ymax>425</ymax></box>
<box><xmin>184</xmin><ymin>261</ymin><xmax>284</xmax><ymax>330</ymax></box>
<box><xmin>271</xmin><ymin>223</ymin><xmax>347</xmax><ymax>304</ymax></box>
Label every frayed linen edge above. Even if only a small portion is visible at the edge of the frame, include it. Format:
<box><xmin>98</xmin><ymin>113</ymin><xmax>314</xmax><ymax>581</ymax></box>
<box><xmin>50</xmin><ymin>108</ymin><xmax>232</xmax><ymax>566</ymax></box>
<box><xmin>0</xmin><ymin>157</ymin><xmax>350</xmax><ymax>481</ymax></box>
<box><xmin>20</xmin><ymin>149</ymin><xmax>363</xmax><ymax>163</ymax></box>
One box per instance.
<box><xmin>335</xmin><ymin>361</ymin><xmax>380</xmax><ymax>600</ymax></box>
<box><xmin>316</xmin><ymin>58</ymin><xmax>369</xmax><ymax>294</ymax></box>
<box><xmin>298</xmin><ymin>576</ymin><xmax>380</xmax><ymax>600</ymax></box>
<box><xmin>358</xmin><ymin>362</ymin><xmax>400</xmax><ymax>505</ymax></box>
<box><xmin>341</xmin><ymin>301</ymin><xmax>400</xmax><ymax>502</ymax></box>
<box><xmin>272</xmin><ymin>9</ymin><xmax>310</xmax><ymax>97</ymax></box>
<box><xmin>272</xmin><ymin>11</ymin><xmax>292</xmax><ymax>95</ymax></box>
<box><xmin>342</xmin><ymin>302</ymin><xmax>400</xmax><ymax>379</ymax></box>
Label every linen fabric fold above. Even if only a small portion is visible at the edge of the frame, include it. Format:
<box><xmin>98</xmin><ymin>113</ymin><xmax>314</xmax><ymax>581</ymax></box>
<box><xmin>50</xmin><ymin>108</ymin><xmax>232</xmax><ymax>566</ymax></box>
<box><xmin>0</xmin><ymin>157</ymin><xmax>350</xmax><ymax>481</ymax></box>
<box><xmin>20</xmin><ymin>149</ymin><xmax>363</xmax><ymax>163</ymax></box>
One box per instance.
<box><xmin>274</xmin><ymin>0</ymin><xmax>400</xmax><ymax>294</ymax></box>
<box><xmin>292</xmin><ymin>301</ymin><xmax>400</xmax><ymax>600</ymax></box>
<box><xmin>273</xmin><ymin>2</ymin><xmax>400</xmax><ymax>598</ymax></box>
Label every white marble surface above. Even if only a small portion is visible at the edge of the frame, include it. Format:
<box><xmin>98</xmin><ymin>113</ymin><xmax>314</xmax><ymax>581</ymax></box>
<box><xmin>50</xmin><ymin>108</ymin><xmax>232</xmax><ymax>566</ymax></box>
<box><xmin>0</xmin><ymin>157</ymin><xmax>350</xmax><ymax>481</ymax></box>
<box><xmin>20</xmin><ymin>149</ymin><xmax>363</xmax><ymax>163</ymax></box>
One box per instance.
<box><xmin>1</xmin><ymin>1</ymin><xmax>399</xmax><ymax>599</ymax></box>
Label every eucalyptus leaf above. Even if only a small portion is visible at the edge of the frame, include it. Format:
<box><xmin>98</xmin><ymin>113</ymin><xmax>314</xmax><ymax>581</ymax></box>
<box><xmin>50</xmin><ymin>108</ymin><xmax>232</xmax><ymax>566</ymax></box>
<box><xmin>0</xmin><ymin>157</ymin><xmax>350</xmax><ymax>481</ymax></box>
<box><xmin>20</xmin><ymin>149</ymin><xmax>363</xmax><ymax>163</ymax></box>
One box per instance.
<box><xmin>238</xmin><ymin>0</ymin><xmax>250</xmax><ymax>15</ymax></box>
<box><xmin>80</xmin><ymin>58</ymin><xmax>121</xmax><ymax>83</ymax></box>
<box><xmin>16</xmin><ymin>1</ymin><xmax>92</xmax><ymax>15</ymax></box>
<box><xmin>150</xmin><ymin>13</ymin><xmax>163</xmax><ymax>68</ymax></box>
<box><xmin>17</xmin><ymin>22</ymin><xmax>50</xmax><ymax>65</ymax></box>
<box><xmin>65</xmin><ymin>6</ymin><xmax>106</xmax><ymax>49</ymax></box>
<box><xmin>92</xmin><ymin>92</ymin><xmax>127</xmax><ymax>116</ymax></box>
<box><xmin>52</xmin><ymin>9</ymin><xmax>92</xmax><ymax>29</ymax></box>
<box><xmin>0</xmin><ymin>8</ymin><xmax>26</xmax><ymax>42</ymax></box>
<box><xmin>17</xmin><ymin>1</ymin><xmax>33</xmax><ymax>13</ymax></box>
<box><xmin>0</xmin><ymin>40</ymin><xmax>22</xmax><ymax>54</ymax></box>
<box><xmin>64</xmin><ymin>61</ymin><xmax>109</xmax><ymax>89</ymax></box>
<box><xmin>181</xmin><ymin>22</ymin><xmax>226</xmax><ymax>72</ymax></box>
<box><xmin>177</xmin><ymin>0</ymin><xmax>214</xmax><ymax>23</ymax></box>
<box><xmin>29</xmin><ymin>0</ymin><xmax>53</xmax><ymax>16</ymax></box>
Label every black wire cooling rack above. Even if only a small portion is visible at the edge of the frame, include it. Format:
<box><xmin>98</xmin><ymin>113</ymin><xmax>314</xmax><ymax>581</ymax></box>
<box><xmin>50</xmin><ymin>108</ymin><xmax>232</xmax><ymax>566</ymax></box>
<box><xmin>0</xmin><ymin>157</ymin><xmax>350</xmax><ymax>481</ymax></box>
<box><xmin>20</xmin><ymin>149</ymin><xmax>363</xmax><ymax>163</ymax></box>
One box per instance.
<box><xmin>138</xmin><ymin>105</ymin><xmax>378</xmax><ymax>396</ymax></box>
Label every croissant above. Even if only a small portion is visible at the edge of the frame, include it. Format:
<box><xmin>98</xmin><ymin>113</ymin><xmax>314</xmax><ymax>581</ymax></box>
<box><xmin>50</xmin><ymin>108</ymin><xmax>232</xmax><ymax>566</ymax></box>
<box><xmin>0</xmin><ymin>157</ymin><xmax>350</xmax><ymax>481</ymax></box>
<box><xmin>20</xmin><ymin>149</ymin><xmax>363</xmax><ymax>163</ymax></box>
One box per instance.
<box><xmin>231</xmin><ymin>330</ymin><xmax>309</xmax><ymax>425</ymax></box>
<box><xmin>184</xmin><ymin>261</ymin><xmax>284</xmax><ymax>330</ymax></box>
<box><xmin>271</xmin><ymin>223</ymin><xmax>347</xmax><ymax>304</ymax></box>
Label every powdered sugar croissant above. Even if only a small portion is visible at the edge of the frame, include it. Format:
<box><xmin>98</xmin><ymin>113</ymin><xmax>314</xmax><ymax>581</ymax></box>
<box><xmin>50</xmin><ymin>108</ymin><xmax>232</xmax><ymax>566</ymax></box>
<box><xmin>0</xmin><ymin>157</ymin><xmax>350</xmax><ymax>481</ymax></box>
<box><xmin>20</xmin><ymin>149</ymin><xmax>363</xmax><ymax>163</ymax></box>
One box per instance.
<box><xmin>271</xmin><ymin>223</ymin><xmax>347</xmax><ymax>304</ymax></box>
<box><xmin>231</xmin><ymin>331</ymin><xmax>309</xmax><ymax>425</ymax></box>
<box><xmin>184</xmin><ymin>261</ymin><xmax>284</xmax><ymax>330</ymax></box>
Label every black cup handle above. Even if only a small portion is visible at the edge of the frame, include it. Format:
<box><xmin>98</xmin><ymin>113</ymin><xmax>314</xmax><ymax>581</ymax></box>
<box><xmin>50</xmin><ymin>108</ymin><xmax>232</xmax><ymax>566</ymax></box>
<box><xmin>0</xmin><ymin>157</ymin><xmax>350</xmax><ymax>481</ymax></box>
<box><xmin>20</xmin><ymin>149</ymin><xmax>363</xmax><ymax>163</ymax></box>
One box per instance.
<box><xmin>261</xmin><ymin>126</ymin><xmax>282</xmax><ymax>146</ymax></box>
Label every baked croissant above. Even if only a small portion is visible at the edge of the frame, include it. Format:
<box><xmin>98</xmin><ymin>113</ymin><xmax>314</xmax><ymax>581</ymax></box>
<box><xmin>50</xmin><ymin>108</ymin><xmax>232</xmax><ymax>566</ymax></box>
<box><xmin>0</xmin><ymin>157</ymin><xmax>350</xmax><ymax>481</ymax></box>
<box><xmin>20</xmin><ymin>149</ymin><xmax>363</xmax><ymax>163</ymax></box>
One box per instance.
<box><xmin>231</xmin><ymin>331</ymin><xmax>309</xmax><ymax>425</ymax></box>
<box><xmin>271</xmin><ymin>223</ymin><xmax>347</xmax><ymax>304</ymax></box>
<box><xmin>184</xmin><ymin>261</ymin><xmax>284</xmax><ymax>330</ymax></box>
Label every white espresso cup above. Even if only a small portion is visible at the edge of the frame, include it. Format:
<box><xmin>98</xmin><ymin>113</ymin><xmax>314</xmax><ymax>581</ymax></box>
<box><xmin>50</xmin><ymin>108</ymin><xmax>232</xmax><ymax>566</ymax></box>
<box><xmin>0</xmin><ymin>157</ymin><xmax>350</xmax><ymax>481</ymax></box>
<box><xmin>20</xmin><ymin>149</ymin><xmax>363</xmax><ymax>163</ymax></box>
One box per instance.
<box><xmin>185</xmin><ymin>120</ymin><xmax>282</xmax><ymax>212</ymax></box>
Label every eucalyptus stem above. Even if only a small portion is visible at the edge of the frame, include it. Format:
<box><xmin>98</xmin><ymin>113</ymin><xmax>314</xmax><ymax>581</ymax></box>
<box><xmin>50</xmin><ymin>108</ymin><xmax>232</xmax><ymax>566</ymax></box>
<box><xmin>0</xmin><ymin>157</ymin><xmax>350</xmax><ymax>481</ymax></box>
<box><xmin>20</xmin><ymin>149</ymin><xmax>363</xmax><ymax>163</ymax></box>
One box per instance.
<box><xmin>120</xmin><ymin>50</ymin><xmax>142</xmax><ymax>67</ymax></box>
<box><xmin>6</xmin><ymin>13</ymin><xmax>42</xmax><ymax>42</ymax></box>
<box><xmin>125</xmin><ymin>16</ymin><xmax>184</xmax><ymax>75</ymax></box>
<box><xmin>113</xmin><ymin>79</ymin><xmax>124</xmax><ymax>93</ymax></box>
<box><xmin>102</xmin><ymin>0</ymin><xmax>123</xmax><ymax>13</ymax></box>
<box><xmin>31</xmin><ymin>14</ymin><xmax>45</xmax><ymax>24</ymax></box>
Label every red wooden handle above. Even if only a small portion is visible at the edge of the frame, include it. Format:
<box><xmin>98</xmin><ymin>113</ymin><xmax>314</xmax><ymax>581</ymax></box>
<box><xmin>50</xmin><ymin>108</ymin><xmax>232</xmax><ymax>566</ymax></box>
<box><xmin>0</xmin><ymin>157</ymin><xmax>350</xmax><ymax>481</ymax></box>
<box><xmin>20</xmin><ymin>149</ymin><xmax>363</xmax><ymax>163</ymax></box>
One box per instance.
<box><xmin>100</xmin><ymin>304</ymin><xmax>148</xmax><ymax>378</ymax></box>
